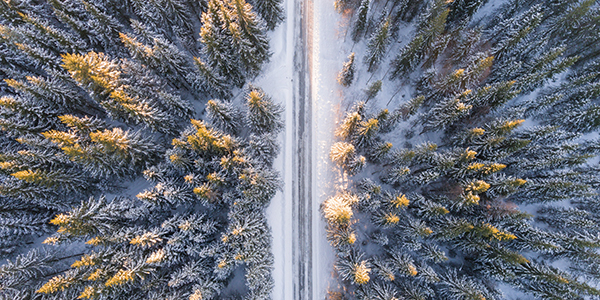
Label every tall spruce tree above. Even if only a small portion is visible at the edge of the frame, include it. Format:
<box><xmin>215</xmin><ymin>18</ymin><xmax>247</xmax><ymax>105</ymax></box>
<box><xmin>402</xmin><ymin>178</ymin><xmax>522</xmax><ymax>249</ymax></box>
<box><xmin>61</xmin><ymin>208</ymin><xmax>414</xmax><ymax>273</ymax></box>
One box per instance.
<box><xmin>365</xmin><ymin>18</ymin><xmax>391</xmax><ymax>72</ymax></box>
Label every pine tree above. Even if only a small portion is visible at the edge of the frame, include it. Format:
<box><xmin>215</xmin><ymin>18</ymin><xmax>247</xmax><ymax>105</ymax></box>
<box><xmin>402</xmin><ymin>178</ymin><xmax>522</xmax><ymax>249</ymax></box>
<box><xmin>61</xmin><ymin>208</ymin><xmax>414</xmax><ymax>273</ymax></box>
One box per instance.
<box><xmin>230</xmin><ymin>0</ymin><xmax>271</xmax><ymax>75</ymax></box>
<box><xmin>438</xmin><ymin>270</ymin><xmax>489</xmax><ymax>300</ymax></box>
<box><xmin>206</xmin><ymin>99</ymin><xmax>242</xmax><ymax>134</ymax></box>
<box><xmin>88</xmin><ymin>128</ymin><xmax>159</xmax><ymax>166</ymax></box>
<box><xmin>471</xmin><ymin>80</ymin><xmax>519</xmax><ymax>109</ymax></box>
<box><xmin>337</xmin><ymin>53</ymin><xmax>356</xmax><ymax>87</ymax></box>
<box><xmin>16</xmin><ymin>11</ymin><xmax>86</xmax><ymax>53</ymax></box>
<box><xmin>365</xmin><ymin>80</ymin><xmax>382</xmax><ymax>101</ymax></box>
<box><xmin>200</xmin><ymin>0</ymin><xmax>244</xmax><ymax>87</ymax></box>
<box><xmin>322</xmin><ymin>192</ymin><xmax>358</xmax><ymax>225</ymax></box>
<box><xmin>450</xmin><ymin>29</ymin><xmax>481</xmax><ymax>66</ymax></box>
<box><xmin>490</xmin><ymin>5</ymin><xmax>543</xmax><ymax>60</ymax></box>
<box><xmin>5</xmin><ymin>73</ymin><xmax>87</xmax><ymax>111</ymax></box>
<box><xmin>335</xmin><ymin>250</ymin><xmax>371</xmax><ymax>285</ymax></box>
<box><xmin>448</xmin><ymin>0</ymin><xmax>486</xmax><ymax>24</ymax></box>
<box><xmin>336</xmin><ymin>110</ymin><xmax>362</xmax><ymax>141</ymax></box>
<box><xmin>330</xmin><ymin>142</ymin><xmax>356</xmax><ymax>168</ymax></box>
<box><xmin>108</xmin><ymin>86</ymin><xmax>178</xmax><ymax>133</ymax></box>
<box><xmin>192</xmin><ymin>57</ymin><xmax>231</xmax><ymax>98</ymax></box>
<box><xmin>347</xmin><ymin>155</ymin><xmax>366</xmax><ymax>175</ymax></box>
<box><xmin>390</xmin><ymin>34</ymin><xmax>425</xmax><ymax>79</ymax></box>
<box><xmin>252</xmin><ymin>0</ymin><xmax>284</xmax><ymax>30</ymax></box>
<box><xmin>0</xmin><ymin>95</ymin><xmax>60</xmax><ymax>135</ymax></box>
<box><xmin>61</xmin><ymin>51</ymin><xmax>120</xmax><ymax>100</ymax></box>
<box><xmin>81</xmin><ymin>0</ymin><xmax>123</xmax><ymax>50</ymax></box>
<box><xmin>0</xmin><ymin>0</ymin><xmax>282</xmax><ymax>298</ymax></box>
<box><xmin>423</xmin><ymin>90</ymin><xmax>473</xmax><ymax>132</ymax></box>
<box><xmin>562</xmin><ymin>105</ymin><xmax>600</xmax><ymax>133</ymax></box>
<box><xmin>365</xmin><ymin>18</ymin><xmax>390</xmax><ymax>72</ymax></box>
<box><xmin>246</xmin><ymin>86</ymin><xmax>283</xmax><ymax>134</ymax></box>
<box><xmin>545</xmin><ymin>0</ymin><xmax>596</xmax><ymax>42</ymax></box>
<box><xmin>248</xmin><ymin>133</ymin><xmax>279</xmax><ymax>167</ymax></box>
<box><xmin>367</xmin><ymin>141</ymin><xmax>392</xmax><ymax>163</ymax></box>
<box><xmin>351</xmin><ymin>0</ymin><xmax>369</xmax><ymax>43</ymax></box>
<box><xmin>10</xmin><ymin>168</ymin><xmax>89</xmax><ymax>192</ymax></box>
<box><xmin>119</xmin><ymin>32</ymin><xmax>194</xmax><ymax>87</ymax></box>
<box><xmin>355</xmin><ymin>118</ymin><xmax>380</xmax><ymax>149</ymax></box>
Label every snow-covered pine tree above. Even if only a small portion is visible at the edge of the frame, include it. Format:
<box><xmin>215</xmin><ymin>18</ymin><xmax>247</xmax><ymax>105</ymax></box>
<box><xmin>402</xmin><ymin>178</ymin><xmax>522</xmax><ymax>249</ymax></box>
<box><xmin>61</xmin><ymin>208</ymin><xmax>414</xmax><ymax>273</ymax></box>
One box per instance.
<box><xmin>335</xmin><ymin>249</ymin><xmax>371</xmax><ymax>285</ymax></box>
<box><xmin>327</xmin><ymin>1</ymin><xmax>600</xmax><ymax>294</ymax></box>
<box><xmin>338</xmin><ymin>53</ymin><xmax>356</xmax><ymax>87</ymax></box>
<box><xmin>351</xmin><ymin>0</ymin><xmax>369</xmax><ymax>43</ymax></box>
<box><xmin>390</xmin><ymin>0</ymin><xmax>450</xmax><ymax>79</ymax></box>
<box><xmin>251</xmin><ymin>0</ymin><xmax>284</xmax><ymax>30</ymax></box>
<box><xmin>206</xmin><ymin>99</ymin><xmax>242</xmax><ymax>134</ymax></box>
<box><xmin>229</xmin><ymin>0</ymin><xmax>271</xmax><ymax>76</ymax></box>
<box><xmin>245</xmin><ymin>85</ymin><xmax>283</xmax><ymax>135</ymax></box>
<box><xmin>365</xmin><ymin>80</ymin><xmax>382</xmax><ymax>101</ymax></box>
<box><xmin>448</xmin><ymin>0</ymin><xmax>486</xmax><ymax>24</ymax></box>
<box><xmin>200</xmin><ymin>0</ymin><xmax>244</xmax><ymax>87</ymax></box>
<box><xmin>364</xmin><ymin>18</ymin><xmax>391</xmax><ymax>72</ymax></box>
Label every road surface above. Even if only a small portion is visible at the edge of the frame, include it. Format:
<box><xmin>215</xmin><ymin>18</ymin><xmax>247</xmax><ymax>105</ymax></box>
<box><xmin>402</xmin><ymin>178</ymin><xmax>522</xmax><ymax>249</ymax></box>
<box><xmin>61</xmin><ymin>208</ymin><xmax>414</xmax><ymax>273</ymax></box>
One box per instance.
<box><xmin>292</xmin><ymin>0</ymin><xmax>313</xmax><ymax>298</ymax></box>
<box><xmin>265</xmin><ymin>0</ymin><xmax>342</xmax><ymax>298</ymax></box>
<box><xmin>293</xmin><ymin>0</ymin><xmax>343</xmax><ymax>298</ymax></box>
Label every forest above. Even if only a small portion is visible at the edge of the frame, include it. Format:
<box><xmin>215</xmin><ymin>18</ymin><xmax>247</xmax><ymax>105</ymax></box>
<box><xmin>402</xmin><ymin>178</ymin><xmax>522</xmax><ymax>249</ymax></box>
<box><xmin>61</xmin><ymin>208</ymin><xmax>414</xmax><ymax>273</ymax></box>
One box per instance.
<box><xmin>2</xmin><ymin>0</ymin><xmax>600</xmax><ymax>299</ymax></box>
<box><xmin>0</xmin><ymin>0</ymin><xmax>284</xmax><ymax>299</ymax></box>
<box><xmin>326</xmin><ymin>0</ymin><xmax>600</xmax><ymax>299</ymax></box>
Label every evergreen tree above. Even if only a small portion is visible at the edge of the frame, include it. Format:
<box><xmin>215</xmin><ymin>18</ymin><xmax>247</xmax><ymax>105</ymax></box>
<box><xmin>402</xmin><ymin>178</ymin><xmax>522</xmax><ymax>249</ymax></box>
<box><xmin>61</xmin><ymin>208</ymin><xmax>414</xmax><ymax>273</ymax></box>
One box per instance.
<box><xmin>448</xmin><ymin>0</ymin><xmax>486</xmax><ymax>24</ymax></box>
<box><xmin>490</xmin><ymin>5</ymin><xmax>543</xmax><ymax>60</ymax></box>
<box><xmin>200</xmin><ymin>0</ymin><xmax>244</xmax><ymax>87</ymax></box>
<box><xmin>365</xmin><ymin>18</ymin><xmax>391</xmax><ymax>72</ymax></box>
<box><xmin>338</xmin><ymin>53</ymin><xmax>356</xmax><ymax>87</ymax></box>
<box><xmin>423</xmin><ymin>90</ymin><xmax>473</xmax><ymax>132</ymax></box>
<box><xmin>335</xmin><ymin>249</ymin><xmax>371</xmax><ymax>285</ymax></box>
<box><xmin>192</xmin><ymin>57</ymin><xmax>231</xmax><ymax>99</ymax></box>
<box><xmin>389</xmin><ymin>34</ymin><xmax>425</xmax><ymax>79</ymax></box>
<box><xmin>330</xmin><ymin>142</ymin><xmax>357</xmax><ymax>169</ymax></box>
<box><xmin>336</xmin><ymin>110</ymin><xmax>362</xmax><ymax>141</ymax></box>
<box><xmin>246</xmin><ymin>86</ymin><xmax>283</xmax><ymax>134</ymax></box>
<box><xmin>0</xmin><ymin>0</ymin><xmax>282</xmax><ymax>298</ymax></box>
<box><xmin>119</xmin><ymin>32</ymin><xmax>194</xmax><ymax>87</ymax></box>
<box><xmin>248</xmin><ymin>133</ymin><xmax>279</xmax><ymax>167</ymax></box>
<box><xmin>438</xmin><ymin>270</ymin><xmax>489</xmax><ymax>300</ymax></box>
<box><xmin>365</xmin><ymin>80</ymin><xmax>382</xmax><ymax>101</ymax></box>
<box><xmin>230</xmin><ymin>0</ymin><xmax>271</xmax><ymax>75</ymax></box>
<box><xmin>252</xmin><ymin>0</ymin><xmax>284</xmax><ymax>30</ymax></box>
<box><xmin>206</xmin><ymin>99</ymin><xmax>242</xmax><ymax>134</ymax></box>
<box><xmin>355</xmin><ymin>118</ymin><xmax>380</xmax><ymax>149</ymax></box>
<box><xmin>5</xmin><ymin>73</ymin><xmax>87</xmax><ymax>112</ymax></box>
<box><xmin>351</xmin><ymin>0</ymin><xmax>369</xmax><ymax>42</ymax></box>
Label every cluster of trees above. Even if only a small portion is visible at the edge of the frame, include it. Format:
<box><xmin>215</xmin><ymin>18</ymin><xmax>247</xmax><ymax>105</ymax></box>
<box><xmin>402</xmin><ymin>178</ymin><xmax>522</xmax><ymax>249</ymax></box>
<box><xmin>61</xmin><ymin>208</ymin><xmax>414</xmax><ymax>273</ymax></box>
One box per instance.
<box><xmin>328</xmin><ymin>0</ymin><xmax>600</xmax><ymax>299</ymax></box>
<box><xmin>0</xmin><ymin>0</ymin><xmax>283</xmax><ymax>299</ymax></box>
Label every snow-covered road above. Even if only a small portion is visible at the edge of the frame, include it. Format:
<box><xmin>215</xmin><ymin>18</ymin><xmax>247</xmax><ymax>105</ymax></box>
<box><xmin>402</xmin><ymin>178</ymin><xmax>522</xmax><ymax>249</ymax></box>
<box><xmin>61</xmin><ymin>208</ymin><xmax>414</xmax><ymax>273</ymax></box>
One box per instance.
<box><xmin>261</xmin><ymin>0</ymin><xmax>343</xmax><ymax>298</ymax></box>
<box><xmin>309</xmin><ymin>0</ymin><xmax>346</xmax><ymax>298</ymax></box>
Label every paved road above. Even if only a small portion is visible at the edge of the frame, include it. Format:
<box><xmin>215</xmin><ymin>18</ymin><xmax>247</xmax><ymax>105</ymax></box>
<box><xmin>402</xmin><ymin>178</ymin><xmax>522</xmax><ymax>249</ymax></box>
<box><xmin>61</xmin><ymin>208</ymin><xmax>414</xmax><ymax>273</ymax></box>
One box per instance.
<box><xmin>292</xmin><ymin>0</ymin><xmax>313</xmax><ymax>299</ymax></box>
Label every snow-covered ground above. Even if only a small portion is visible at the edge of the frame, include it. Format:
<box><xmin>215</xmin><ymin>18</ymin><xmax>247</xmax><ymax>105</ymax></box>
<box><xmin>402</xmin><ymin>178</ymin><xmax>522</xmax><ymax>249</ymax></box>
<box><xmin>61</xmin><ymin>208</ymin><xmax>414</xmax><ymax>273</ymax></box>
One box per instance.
<box><xmin>310</xmin><ymin>0</ymin><xmax>347</xmax><ymax>298</ymax></box>
<box><xmin>254</xmin><ymin>0</ymin><xmax>295</xmax><ymax>297</ymax></box>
